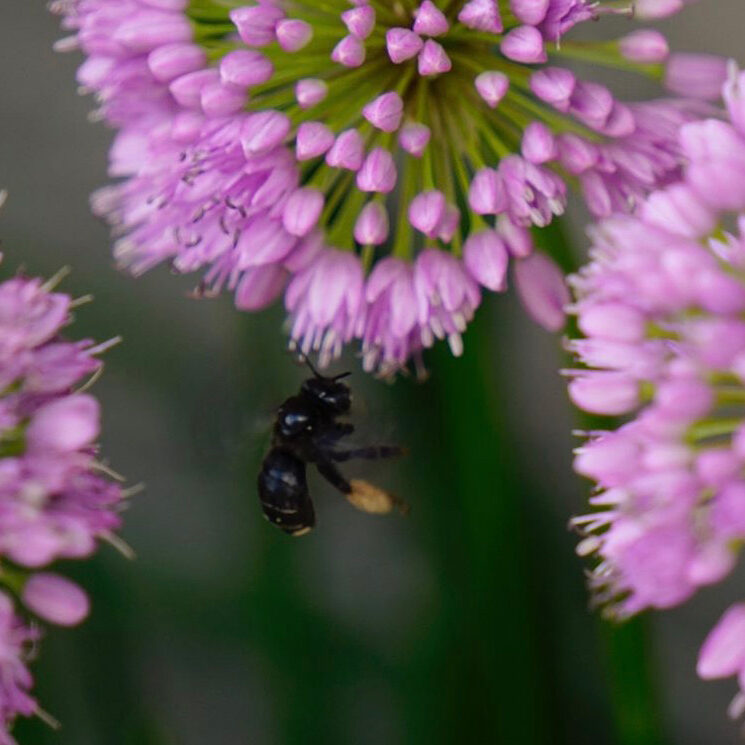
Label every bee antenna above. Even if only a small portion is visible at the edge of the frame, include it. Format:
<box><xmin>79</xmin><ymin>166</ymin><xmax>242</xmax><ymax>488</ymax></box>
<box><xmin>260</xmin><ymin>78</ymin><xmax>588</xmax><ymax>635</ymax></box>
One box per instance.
<box><xmin>333</xmin><ymin>372</ymin><xmax>352</xmax><ymax>381</ymax></box>
<box><xmin>296</xmin><ymin>350</ymin><xmax>324</xmax><ymax>379</ymax></box>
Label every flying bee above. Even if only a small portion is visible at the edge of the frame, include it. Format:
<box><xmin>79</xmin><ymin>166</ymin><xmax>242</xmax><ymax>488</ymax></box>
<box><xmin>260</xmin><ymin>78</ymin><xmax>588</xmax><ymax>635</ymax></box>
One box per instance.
<box><xmin>258</xmin><ymin>360</ymin><xmax>408</xmax><ymax>536</ymax></box>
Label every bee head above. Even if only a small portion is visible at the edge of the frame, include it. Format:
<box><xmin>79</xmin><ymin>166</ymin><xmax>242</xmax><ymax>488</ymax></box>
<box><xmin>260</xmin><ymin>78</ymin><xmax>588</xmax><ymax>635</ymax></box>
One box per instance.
<box><xmin>301</xmin><ymin>373</ymin><xmax>351</xmax><ymax>415</ymax></box>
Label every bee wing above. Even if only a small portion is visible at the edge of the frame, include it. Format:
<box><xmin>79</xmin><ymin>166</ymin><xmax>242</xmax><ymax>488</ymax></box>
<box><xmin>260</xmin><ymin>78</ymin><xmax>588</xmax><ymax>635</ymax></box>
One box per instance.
<box><xmin>218</xmin><ymin>406</ymin><xmax>276</xmax><ymax>460</ymax></box>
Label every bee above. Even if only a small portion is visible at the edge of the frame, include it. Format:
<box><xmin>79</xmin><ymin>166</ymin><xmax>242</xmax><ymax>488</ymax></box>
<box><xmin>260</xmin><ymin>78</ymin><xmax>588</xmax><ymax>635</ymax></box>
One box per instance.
<box><xmin>258</xmin><ymin>360</ymin><xmax>408</xmax><ymax>536</ymax></box>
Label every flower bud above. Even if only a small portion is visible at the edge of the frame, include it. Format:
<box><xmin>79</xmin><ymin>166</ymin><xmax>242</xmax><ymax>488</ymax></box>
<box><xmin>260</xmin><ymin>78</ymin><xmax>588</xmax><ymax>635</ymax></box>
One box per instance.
<box><xmin>147</xmin><ymin>43</ymin><xmax>205</xmax><ymax>83</ymax></box>
<box><xmin>514</xmin><ymin>252</ymin><xmax>569</xmax><ymax>331</ymax></box>
<box><xmin>501</xmin><ymin>26</ymin><xmax>546</xmax><ymax>64</ymax></box>
<box><xmin>27</xmin><ymin>394</ymin><xmax>100</xmax><ymax>452</ymax></box>
<box><xmin>510</xmin><ymin>0</ymin><xmax>549</xmax><ymax>24</ymax></box>
<box><xmin>458</xmin><ymin>0</ymin><xmax>503</xmax><ymax>33</ymax></box>
<box><xmin>619</xmin><ymin>30</ymin><xmax>669</xmax><ymax>63</ymax></box>
<box><xmin>697</xmin><ymin>604</ymin><xmax>745</xmax><ymax>679</ymax></box>
<box><xmin>220</xmin><ymin>50</ymin><xmax>274</xmax><ymax>88</ymax></box>
<box><xmin>169</xmin><ymin>68</ymin><xmax>219</xmax><ymax>109</ymax></box>
<box><xmin>578</xmin><ymin>302</ymin><xmax>646</xmax><ymax>342</ymax></box>
<box><xmin>399</xmin><ymin>123</ymin><xmax>431</xmax><ymax>157</ymax></box>
<box><xmin>521</xmin><ymin>122</ymin><xmax>556</xmax><ymax>163</ymax></box>
<box><xmin>23</xmin><ymin>574</ymin><xmax>90</xmax><ymax>627</ymax></box>
<box><xmin>634</xmin><ymin>0</ymin><xmax>683</xmax><ymax>20</ymax></box>
<box><xmin>724</xmin><ymin>63</ymin><xmax>745</xmax><ymax>136</ymax></box>
<box><xmin>413</xmin><ymin>1</ymin><xmax>449</xmax><ymax>37</ymax></box>
<box><xmin>665</xmin><ymin>53</ymin><xmax>729</xmax><ymax>100</ymax></box>
<box><xmin>342</xmin><ymin>6</ymin><xmax>376</xmax><ymax>39</ymax></box>
<box><xmin>276</xmin><ymin>19</ymin><xmax>313</xmax><ymax>53</ymax></box>
<box><xmin>568</xmin><ymin>373</ymin><xmax>639</xmax><ymax>416</ymax></box>
<box><xmin>354</xmin><ymin>202</ymin><xmax>390</xmax><ymax>245</ymax></box>
<box><xmin>240</xmin><ymin>110</ymin><xmax>291</xmax><ymax>155</ymax></box>
<box><xmin>418</xmin><ymin>40</ymin><xmax>451</xmax><ymax>76</ymax></box>
<box><xmin>230</xmin><ymin>6</ymin><xmax>284</xmax><ymax>47</ymax></box>
<box><xmin>530</xmin><ymin>67</ymin><xmax>576</xmax><ymax>111</ymax></box>
<box><xmin>362</xmin><ymin>92</ymin><xmax>404</xmax><ymax>132</ymax></box>
<box><xmin>474</xmin><ymin>71</ymin><xmax>509</xmax><ymax>109</ymax></box>
<box><xmin>468</xmin><ymin>168</ymin><xmax>506</xmax><ymax>215</ymax></box>
<box><xmin>114</xmin><ymin>11</ymin><xmax>192</xmax><ymax>52</ymax></box>
<box><xmin>295</xmin><ymin>78</ymin><xmax>328</xmax><ymax>108</ymax></box>
<box><xmin>326</xmin><ymin>128</ymin><xmax>365</xmax><ymax>170</ymax></box>
<box><xmin>296</xmin><ymin>121</ymin><xmax>335</xmax><ymax>160</ymax></box>
<box><xmin>357</xmin><ymin>148</ymin><xmax>398</xmax><ymax>193</ymax></box>
<box><xmin>463</xmin><ymin>230</ymin><xmax>509</xmax><ymax>291</ymax></box>
<box><xmin>332</xmin><ymin>35</ymin><xmax>366</xmax><ymax>68</ymax></box>
<box><xmin>200</xmin><ymin>82</ymin><xmax>246</xmax><ymax>117</ymax></box>
<box><xmin>234</xmin><ymin>264</ymin><xmax>287</xmax><ymax>311</ymax></box>
<box><xmin>386</xmin><ymin>28</ymin><xmax>423</xmax><ymax>64</ymax></box>
<box><xmin>409</xmin><ymin>190</ymin><xmax>446</xmax><ymax>238</ymax></box>
<box><xmin>282</xmin><ymin>188</ymin><xmax>324</xmax><ymax>237</ymax></box>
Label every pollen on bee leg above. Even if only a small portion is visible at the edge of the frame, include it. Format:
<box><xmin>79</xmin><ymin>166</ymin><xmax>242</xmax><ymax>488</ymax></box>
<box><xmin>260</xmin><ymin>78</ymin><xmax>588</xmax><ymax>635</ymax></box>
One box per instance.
<box><xmin>348</xmin><ymin>479</ymin><xmax>409</xmax><ymax>515</ymax></box>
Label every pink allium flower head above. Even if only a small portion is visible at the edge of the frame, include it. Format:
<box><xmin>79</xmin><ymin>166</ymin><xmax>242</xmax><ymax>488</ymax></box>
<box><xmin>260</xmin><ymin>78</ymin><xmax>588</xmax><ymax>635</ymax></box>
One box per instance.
<box><xmin>0</xmin><ymin>275</ymin><xmax>124</xmax><ymax>567</ymax></box>
<box><xmin>55</xmin><ymin>0</ymin><xmax>698</xmax><ymax>376</ymax></box>
<box><xmin>0</xmin><ymin>592</ymin><xmax>39</xmax><ymax>743</ymax></box>
<box><xmin>568</xmin><ymin>68</ymin><xmax>745</xmax><ymax>720</ymax></box>
<box><xmin>0</xmin><ymin>267</ymin><xmax>128</xmax><ymax>739</ymax></box>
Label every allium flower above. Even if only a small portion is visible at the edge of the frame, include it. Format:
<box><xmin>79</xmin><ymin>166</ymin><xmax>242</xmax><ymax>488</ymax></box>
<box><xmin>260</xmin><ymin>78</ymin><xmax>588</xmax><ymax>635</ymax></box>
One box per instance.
<box><xmin>55</xmin><ymin>0</ymin><xmax>708</xmax><ymax>375</ymax></box>
<box><xmin>0</xmin><ymin>269</ymin><xmax>126</xmax><ymax>740</ymax></box>
<box><xmin>566</xmin><ymin>63</ymin><xmax>745</xmax><ymax>720</ymax></box>
<box><xmin>0</xmin><ymin>592</ymin><xmax>39</xmax><ymax>745</ymax></box>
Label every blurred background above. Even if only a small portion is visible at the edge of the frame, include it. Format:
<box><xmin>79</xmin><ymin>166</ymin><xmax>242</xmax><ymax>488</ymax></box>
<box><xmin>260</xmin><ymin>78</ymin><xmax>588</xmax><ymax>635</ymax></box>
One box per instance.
<box><xmin>1</xmin><ymin>2</ymin><xmax>744</xmax><ymax>743</ymax></box>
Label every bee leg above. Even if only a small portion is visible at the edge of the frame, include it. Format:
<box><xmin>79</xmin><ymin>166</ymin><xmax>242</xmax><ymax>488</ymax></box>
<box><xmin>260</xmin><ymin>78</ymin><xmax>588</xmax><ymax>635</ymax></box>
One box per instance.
<box><xmin>329</xmin><ymin>445</ymin><xmax>407</xmax><ymax>462</ymax></box>
<box><xmin>316</xmin><ymin>459</ymin><xmax>353</xmax><ymax>495</ymax></box>
<box><xmin>325</xmin><ymin>421</ymin><xmax>354</xmax><ymax>442</ymax></box>
<box><xmin>316</xmin><ymin>458</ymin><xmax>409</xmax><ymax>516</ymax></box>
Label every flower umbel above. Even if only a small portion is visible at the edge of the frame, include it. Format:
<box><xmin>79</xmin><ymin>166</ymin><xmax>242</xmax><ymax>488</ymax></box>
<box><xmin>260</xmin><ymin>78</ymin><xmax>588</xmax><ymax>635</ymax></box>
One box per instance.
<box><xmin>566</xmin><ymin>63</ymin><xmax>745</xmax><ymax>721</ymax></box>
<box><xmin>0</xmin><ymin>267</ymin><xmax>126</xmax><ymax>741</ymax></box>
<box><xmin>55</xmin><ymin>0</ymin><xmax>706</xmax><ymax>375</ymax></box>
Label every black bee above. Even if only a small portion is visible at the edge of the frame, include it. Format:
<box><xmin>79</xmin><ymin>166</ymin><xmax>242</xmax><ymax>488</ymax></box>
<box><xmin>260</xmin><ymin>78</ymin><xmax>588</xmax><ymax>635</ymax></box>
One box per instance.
<box><xmin>258</xmin><ymin>360</ymin><xmax>407</xmax><ymax>536</ymax></box>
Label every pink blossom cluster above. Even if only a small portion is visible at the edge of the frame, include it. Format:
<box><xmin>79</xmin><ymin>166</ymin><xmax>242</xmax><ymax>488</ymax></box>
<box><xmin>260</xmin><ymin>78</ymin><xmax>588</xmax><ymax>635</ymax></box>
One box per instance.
<box><xmin>567</xmin><ymin>64</ymin><xmax>745</xmax><ymax>719</ymax></box>
<box><xmin>53</xmin><ymin>0</ymin><xmax>714</xmax><ymax>375</ymax></box>
<box><xmin>0</xmin><ymin>273</ymin><xmax>124</xmax><ymax>741</ymax></box>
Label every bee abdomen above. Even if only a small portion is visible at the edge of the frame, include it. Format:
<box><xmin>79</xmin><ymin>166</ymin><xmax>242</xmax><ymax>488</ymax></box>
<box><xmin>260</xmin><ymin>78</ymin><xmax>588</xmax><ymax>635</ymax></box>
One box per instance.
<box><xmin>257</xmin><ymin>448</ymin><xmax>315</xmax><ymax>536</ymax></box>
